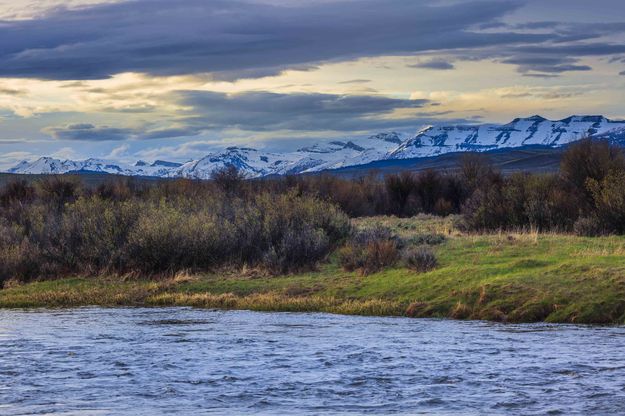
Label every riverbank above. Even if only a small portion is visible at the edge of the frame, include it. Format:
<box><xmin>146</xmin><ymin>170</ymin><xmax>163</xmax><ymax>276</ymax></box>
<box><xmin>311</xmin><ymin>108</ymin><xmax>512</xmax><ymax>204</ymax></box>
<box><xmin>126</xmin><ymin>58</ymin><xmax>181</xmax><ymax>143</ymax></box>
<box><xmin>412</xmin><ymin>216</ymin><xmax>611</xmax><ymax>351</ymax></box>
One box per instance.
<box><xmin>2</xmin><ymin>215</ymin><xmax>625</xmax><ymax>324</ymax></box>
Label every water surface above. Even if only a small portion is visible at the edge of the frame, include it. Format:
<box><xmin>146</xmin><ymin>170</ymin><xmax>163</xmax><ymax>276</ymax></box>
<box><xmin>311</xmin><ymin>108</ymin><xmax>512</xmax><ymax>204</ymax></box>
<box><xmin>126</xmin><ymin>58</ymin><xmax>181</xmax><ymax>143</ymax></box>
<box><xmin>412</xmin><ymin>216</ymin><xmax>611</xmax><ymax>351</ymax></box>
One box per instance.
<box><xmin>1</xmin><ymin>307</ymin><xmax>625</xmax><ymax>415</ymax></box>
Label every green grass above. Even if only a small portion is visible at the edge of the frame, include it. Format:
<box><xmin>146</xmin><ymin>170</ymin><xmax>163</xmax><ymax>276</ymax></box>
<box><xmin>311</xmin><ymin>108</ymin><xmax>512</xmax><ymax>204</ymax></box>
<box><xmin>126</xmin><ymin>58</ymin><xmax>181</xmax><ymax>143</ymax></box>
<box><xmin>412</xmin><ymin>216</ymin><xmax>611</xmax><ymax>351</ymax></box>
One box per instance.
<box><xmin>3</xmin><ymin>215</ymin><xmax>625</xmax><ymax>324</ymax></box>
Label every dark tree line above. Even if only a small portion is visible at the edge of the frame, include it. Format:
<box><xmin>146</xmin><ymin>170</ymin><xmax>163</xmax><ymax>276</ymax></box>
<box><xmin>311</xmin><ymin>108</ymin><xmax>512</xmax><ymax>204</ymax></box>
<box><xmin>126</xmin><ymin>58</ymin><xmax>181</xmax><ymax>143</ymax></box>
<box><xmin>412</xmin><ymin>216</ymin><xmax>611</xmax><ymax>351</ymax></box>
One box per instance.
<box><xmin>1</xmin><ymin>137</ymin><xmax>624</xmax><ymax>285</ymax></box>
<box><xmin>270</xmin><ymin>138</ymin><xmax>625</xmax><ymax>234</ymax></box>
<box><xmin>0</xmin><ymin>173</ymin><xmax>351</xmax><ymax>284</ymax></box>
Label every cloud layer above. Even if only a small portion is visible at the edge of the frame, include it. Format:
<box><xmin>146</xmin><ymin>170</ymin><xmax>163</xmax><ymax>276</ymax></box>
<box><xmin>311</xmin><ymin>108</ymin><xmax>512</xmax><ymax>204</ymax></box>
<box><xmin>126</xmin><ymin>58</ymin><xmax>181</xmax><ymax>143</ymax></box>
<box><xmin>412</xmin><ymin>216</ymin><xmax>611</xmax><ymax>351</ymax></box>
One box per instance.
<box><xmin>43</xmin><ymin>91</ymin><xmax>431</xmax><ymax>141</ymax></box>
<box><xmin>1</xmin><ymin>0</ymin><xmax>625</xmax><ymax>166</ymax></box>
<box><xmin>177</xmin><ymin>91</ymin><xmax>430</xmax><ymax>132</ymax></box>
<box><xmin>0</xmin><ymin>0</ymin><xmax>555</xmax><ymax>80</ymax></box>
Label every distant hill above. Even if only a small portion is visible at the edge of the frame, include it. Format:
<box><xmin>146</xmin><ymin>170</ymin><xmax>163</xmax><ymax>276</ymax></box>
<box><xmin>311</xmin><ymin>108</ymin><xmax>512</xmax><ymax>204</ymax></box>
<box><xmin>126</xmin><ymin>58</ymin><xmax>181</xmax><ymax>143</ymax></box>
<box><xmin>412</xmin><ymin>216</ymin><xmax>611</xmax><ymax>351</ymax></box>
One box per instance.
<box><xmin>0</xmin><ymin>145</ymin><xmax>568</xmax><ymax>188</ymax></box>
<box><xmin>0</xmin><ymin>172</ymin><xmax>165</xmax><ymax>188</ymax></box>
<box><xmin>6</xmin><ymin>114</ymin><xmax>624</xmax><ymax>180</ymax></box>
<box><xmin>322</xmin><ymin>145</ymin><xmax>564</xmax><ymax>178</ymax></box>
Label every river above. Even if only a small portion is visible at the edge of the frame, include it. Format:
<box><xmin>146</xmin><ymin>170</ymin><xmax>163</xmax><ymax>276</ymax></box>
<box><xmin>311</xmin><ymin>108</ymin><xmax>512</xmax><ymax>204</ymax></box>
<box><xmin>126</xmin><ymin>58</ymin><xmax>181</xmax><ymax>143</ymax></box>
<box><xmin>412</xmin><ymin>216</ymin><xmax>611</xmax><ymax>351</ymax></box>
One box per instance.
<box><xmin>1</xmin><ymin>307</ymin><xmax>625</xmax><ymax>415</ymax></box>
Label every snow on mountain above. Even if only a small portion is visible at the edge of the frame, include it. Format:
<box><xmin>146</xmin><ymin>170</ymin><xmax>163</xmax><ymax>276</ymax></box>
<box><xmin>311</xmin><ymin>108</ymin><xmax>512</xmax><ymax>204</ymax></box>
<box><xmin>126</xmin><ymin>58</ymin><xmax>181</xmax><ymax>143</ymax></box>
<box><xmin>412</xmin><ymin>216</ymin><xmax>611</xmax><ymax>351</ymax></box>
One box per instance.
<box><xmin>173</xmin><ymin>134</ymin><xmax>406</xmax><ymax>178</ymax></box>
<box><xmin>151</xmin><ymin>160</ymin><xmax>183</xmax><ymax>168</ymax></box>
<box><xmin>173</xmin><ymin>147</ymin><xmax>299</xmax><ymax>179</ymax></box>
<box><xmin>8</xmin><ymin>115</ymin><xmax>625</xmax><ymax>179</ymax></box>
<box><xmin>297</xmin><ymin>133</ymin><xmax>409</xmax><ymax>173</ymax></box>
<box><xmin>389</xmin><ymin>115</ymin><xmax>625</xmax><ymax>159</ymax></box>
<box><xmin>8</xmin><ymin>157</ymin><xmax>81</xmax><ymax>174</ymax></box>
<box><xmin>7</xmin><ymin>156</ymin><xmax>177</xmax><ymax>177</ymax></box>
<box><xmin>7</xmin><ymin>157</ymin><xmax>122</xmax><ymax>175</ymax></box>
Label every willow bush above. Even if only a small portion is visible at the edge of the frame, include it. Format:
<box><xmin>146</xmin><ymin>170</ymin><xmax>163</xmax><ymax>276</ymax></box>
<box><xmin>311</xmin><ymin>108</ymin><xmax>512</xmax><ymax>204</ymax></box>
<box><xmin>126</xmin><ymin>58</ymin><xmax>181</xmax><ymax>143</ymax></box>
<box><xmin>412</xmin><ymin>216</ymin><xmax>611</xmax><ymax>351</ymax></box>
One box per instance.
<box><xmin>0</xmin><ymin>181</ymin><xmax>350</xmax><ymax>284</ymax></box>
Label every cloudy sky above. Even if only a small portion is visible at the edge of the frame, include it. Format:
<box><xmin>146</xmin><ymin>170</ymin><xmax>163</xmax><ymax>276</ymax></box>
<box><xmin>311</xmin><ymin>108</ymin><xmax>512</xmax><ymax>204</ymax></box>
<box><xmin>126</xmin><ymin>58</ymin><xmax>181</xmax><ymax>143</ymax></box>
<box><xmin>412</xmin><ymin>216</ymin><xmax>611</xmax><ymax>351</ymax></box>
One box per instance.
<box><xmin>1</xmin><ymin>0</ymin><xmax>625</xmax><ymax>167</ymax></box>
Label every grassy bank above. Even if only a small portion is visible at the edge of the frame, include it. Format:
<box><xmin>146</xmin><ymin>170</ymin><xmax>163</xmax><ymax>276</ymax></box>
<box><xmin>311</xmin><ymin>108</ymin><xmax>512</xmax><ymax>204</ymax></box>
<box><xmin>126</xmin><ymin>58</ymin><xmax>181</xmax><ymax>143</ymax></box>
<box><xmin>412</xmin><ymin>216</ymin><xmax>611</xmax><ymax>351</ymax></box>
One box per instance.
<box><xmin>2</xmin><ymin>215</ymin><xmax>625</xmax><ymax>324</ymax></box>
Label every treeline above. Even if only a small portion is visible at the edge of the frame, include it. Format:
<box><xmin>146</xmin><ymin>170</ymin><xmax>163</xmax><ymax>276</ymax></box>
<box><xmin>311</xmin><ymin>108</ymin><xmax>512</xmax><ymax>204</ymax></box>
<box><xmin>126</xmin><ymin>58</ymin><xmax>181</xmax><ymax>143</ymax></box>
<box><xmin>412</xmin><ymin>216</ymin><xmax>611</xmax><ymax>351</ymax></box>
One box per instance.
<box><xmin>1</xmin><ymin>138</ymin><xmax>624</xmax><ymax>284</ymax></box>
<box><xmin>272</xmin><ymin>138</ymin><xmax>625</xmax><ymax>235</ymax></box>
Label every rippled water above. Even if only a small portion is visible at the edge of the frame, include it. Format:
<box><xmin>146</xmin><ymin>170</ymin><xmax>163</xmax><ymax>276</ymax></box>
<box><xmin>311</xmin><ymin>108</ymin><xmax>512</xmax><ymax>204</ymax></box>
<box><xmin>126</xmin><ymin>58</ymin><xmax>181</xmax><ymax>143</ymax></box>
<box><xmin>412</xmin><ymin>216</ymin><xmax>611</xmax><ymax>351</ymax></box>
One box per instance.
<box><xmin>1</xmin><ymin>308</ymin><xmax>625</xmax><ymax>415</ymax></box>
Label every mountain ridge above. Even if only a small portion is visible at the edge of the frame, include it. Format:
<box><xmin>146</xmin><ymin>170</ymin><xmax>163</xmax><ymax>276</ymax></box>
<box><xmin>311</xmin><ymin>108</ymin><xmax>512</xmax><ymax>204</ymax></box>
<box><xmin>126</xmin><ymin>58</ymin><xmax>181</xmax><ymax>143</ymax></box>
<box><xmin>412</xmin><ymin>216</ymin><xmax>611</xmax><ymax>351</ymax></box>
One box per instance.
<box><xmin>8</xmin><ymin>115</ymin><xmax>625</xmax><ymax>178</ymax></box>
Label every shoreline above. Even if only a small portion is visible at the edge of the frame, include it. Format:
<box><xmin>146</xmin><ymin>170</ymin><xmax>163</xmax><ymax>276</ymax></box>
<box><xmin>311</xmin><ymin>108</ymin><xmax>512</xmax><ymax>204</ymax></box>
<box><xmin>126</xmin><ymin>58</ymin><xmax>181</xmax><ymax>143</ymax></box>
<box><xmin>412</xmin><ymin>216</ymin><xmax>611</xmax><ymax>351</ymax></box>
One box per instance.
<box><xmin>4</xmin><ymin>302</ymin><xmax>623</xmax><ymax>329</ymax></box>
<box><xmin>1</xmin><ymin>281</ymin><xmax>624</xmax><ymax>325</ymax></box>
<box><xmin>3</xmin><ymin>216</ymin><xmax>625</xmax><ymax>325</ymax></box>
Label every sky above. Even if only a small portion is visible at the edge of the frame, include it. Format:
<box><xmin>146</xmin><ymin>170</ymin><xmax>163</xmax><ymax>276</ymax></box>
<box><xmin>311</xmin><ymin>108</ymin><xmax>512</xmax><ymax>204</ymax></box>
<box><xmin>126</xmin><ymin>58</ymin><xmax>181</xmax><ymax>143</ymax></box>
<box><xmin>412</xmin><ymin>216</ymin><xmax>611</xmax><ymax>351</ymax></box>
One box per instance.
<box><xmin>1</xmin><ymin>0</ymin><xmax>625</xmax><ymax>168</ymax></box>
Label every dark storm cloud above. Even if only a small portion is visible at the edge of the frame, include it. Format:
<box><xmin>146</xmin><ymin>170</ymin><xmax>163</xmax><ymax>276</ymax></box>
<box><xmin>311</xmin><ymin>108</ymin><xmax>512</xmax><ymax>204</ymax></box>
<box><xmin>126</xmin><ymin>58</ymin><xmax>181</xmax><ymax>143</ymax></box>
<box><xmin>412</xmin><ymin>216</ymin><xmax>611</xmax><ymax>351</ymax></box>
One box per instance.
<box><xmin>495</xmin><ymin>41</ymin><xmax>625</xmax><ymax>76</ymax></box>
<box><xmin>509</xmin><ymin>21</ymin><xmax>625</xmax><ymax>39</ymax></box>
<box><xmin>462</xmin><ymin>20</ymin><xmax>625</xmax><ymax>76</ymax></box>
<box><xmin>0</xmin><ymin>0</ymin><xmax>557</xmax><ymax>80</ymax></box>
<box><xmin>46</xmin><ymin>123</ymin><xmax>135</xmax><ymax>141</ymax></box>
<box><xmin>42</xmin><ymin>91</ymin><xmax>432</xmax><ymax>140</ymax></box>
<box><xmin>338</xmin><ymin>79</ymin><xmax>372</xmax><ymax>84</ymax></box>
<box><xmin>476</xmin><ymin>21</ymin><xmax>508</xmax><ymax>30</ymax></box>
<box><xmin>522</xmin><ymin>73</ymin><xmax>560</xmax><ymax>79</ymax></box>
<box><xmin>175</xmin><ymin>91</ymin><xmax>431</xmax><ymax>132</ymax></box>
<box><xmin>45</xmin><ymin>122</ymin><xmax>206</xmax><ymax>141</ymax></box>
<box><xmin>139</xmin><ymin>127</ymin><xmax>204</xmax><ymax>140</ymax></box>
<box><xmin>516</xmin><ymin>43</ymin><xmax>625</xmax><ymax>57</ymax></box>
<box><xmin>410</xmin><ymin>60</ymin><xmax>456</xmax><ymax>70</ymax></box>
<box><xmin>501</xmin><ymin>56</ymin><xmax>592</xmax><ymax>74</ymax></box>
<box><xmin>0</xmin><ymin>87</ymin><xmax>26</xmax><ymax>96</ymax></box>
<box><xmin>512</xmin><ymin>21</ymin><xmax>561</xmax><ymax>30</ymax></box>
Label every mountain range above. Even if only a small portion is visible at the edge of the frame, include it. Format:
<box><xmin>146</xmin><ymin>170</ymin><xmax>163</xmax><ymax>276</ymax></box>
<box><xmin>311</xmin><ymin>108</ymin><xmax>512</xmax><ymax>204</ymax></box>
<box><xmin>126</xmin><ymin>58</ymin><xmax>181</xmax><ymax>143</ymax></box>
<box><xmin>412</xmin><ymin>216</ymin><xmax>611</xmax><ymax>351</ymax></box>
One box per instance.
<box><xmin>8</xmin><ymin>115</ymin><xmax>625</xmax><ymax>178</ymax></box>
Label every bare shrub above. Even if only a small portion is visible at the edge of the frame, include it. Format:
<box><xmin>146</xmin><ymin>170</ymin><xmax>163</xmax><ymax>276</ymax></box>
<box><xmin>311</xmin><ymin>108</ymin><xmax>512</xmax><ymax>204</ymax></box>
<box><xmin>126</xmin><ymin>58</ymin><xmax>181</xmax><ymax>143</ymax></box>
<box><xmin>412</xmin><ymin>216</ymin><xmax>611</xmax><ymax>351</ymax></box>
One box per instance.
<box><xmin>458</xmin><ymin>152</ymin><xmax>493</xmax><ymax>191</ymax></box>
<box><xmin>561</xmin><ymin>138</ymin><xmax>625</xmax><ymax>194</ymax></box>
<box><xmin>36</xmin><ymin>176</ymin><xmax>81</xmax><ymax>210</ymax></box>
<box><xmin>409</xmin><ymin>233</ymin><xmax>446</xmax><ymax>246</ymax></box>
<box><xmin>385</xmin><ymin>171</ymin><xmax>417</xmax><ymax>216</ymax></box>
<box><xmin>93</xmin><ymin>179</ymin><xmax>137</xmax><ymax>201</ymax></box>
<box><xmin>403</xmin><ymin>246</ymin><xmax>438</xmax><ymax>273</ymax></box>
<box><xmin>573</xmin><ymin>216</ymin><xmax>604</xmax><ymax>237</ymax></box>
<box><xmin>211</xmin><ymin>165</ymin><xmax>247</xmax><ymax>195</ymax></box>
<box><xmin>586</xmin><ymin>170</ymin><xmax>625</xmax><ymax>234</ymax></box>
<box><xmin>0</xmin><ymin>178</ymin><xmax>350</xmax><ymax>281</ymax></box>
<box><xmin>0</xmin><ymin>180</ymin><xmax>35</xmax><ymax>208</ymax></box>
<box><xmin>262</xmin><ymin>226</ymin><xmax>330</xmax><ymax>274</ymax></box>
<box><xmin>339</xmin><ymin>226</ymin><xmax>400</xmax><ymax>275</ymax></box>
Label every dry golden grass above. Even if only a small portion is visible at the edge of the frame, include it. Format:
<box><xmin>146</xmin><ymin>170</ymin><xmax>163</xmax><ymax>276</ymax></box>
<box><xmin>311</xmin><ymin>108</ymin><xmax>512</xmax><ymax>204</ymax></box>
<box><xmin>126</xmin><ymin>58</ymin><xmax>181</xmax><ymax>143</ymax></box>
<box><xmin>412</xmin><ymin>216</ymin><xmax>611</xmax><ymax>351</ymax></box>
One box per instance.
<box><xmin>171</xmin><ymin>270</ymin><xmax>200</xmax><ymax>284</ymax></box>
<box><xmin>352</xmin><ymin>214</ymin><xmax>461</xmax><ymax>238</ymax></box>
<box><xmin>0</xmin><ymin>279</ymin><xmax>168</xmax><ymax>308</ymax></box>
<box><xmin>147</xmin><ymin>292</ymin><xmax>405</xmax><ymax>316</ymax></box>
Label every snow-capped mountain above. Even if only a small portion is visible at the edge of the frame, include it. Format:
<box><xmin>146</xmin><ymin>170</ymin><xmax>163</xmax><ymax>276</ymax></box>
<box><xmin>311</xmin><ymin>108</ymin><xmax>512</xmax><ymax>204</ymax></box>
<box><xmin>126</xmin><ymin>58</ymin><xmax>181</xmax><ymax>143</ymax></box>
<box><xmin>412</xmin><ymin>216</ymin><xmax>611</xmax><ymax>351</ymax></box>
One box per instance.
<box><xmin>7</xmin><ymin>157</ymin><xmax>182</xmax><ymax>178</ymax></box>
<box><xmin>174</xmin><ymin>147</ymin><xmax>299</xmax><ymax>180</ymax></box>
<box><xmin>290</xmin><ymin>133</ymin><xmax>407</xmax><ymax>173</ymax></box>
<box><xmin>8</xmin><ymin>115</ymin><xmax>625</xmax><ymax>179</ymax></box>
<box><xmin>389</xmin><ymin>115</ymin><xmax>625</xmax><ymax>159</ymax></box>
